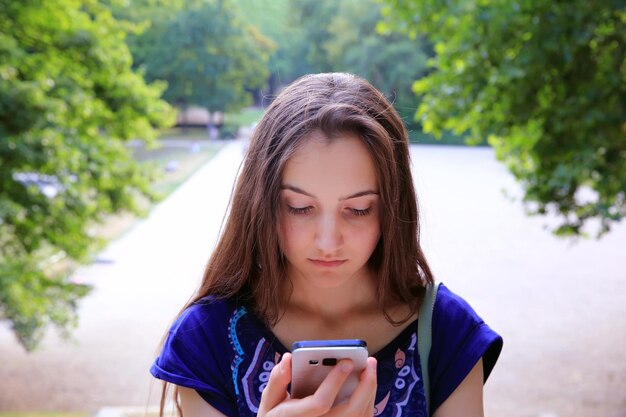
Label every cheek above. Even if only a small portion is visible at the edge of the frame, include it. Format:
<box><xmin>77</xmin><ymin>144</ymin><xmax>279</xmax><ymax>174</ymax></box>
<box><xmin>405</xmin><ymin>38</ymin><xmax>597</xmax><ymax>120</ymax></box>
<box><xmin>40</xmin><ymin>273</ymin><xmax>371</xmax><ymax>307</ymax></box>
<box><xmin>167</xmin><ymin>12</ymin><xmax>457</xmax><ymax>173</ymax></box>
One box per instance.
<box><xmin>277</xmin><ymin>218</ymin><xmax>288</xmax><ymax>250</ymax></box>
<box><xmin>350</xmin><ymin>218</ymin><xmax>381</xmax><ymax>254</ymax></box>
<box><xmin>366</xmin><ymin>224</ymin><xmax>382</xmax><ymax>252</ymax></box>
<box><xmin>277</xmin><ymin>217</ymin><xmax>307</xmax><ymax>252</ymax></box>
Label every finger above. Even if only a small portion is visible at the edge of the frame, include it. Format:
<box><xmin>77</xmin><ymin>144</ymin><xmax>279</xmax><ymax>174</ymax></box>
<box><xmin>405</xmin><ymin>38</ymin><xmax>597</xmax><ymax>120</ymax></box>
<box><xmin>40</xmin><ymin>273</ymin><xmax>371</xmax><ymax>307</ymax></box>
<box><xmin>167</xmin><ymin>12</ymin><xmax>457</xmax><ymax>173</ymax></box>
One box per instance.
<box><xmin>285</xmin><ymin>358</ymin><xmax>354</xmax><ymax>416</ymax></box>
<box><xmin>329</xmin><ymin>357</ymin><xmax>378</xmax><ymax>416</ymax></box>
<box><xmin>356</xmin><ymin>357</ymin><xmax>378</xmax><ymax>414</ymax></box>
<box><xmin>313</xmin><ymin>358</ymin><xmax>354</xmax><ymax>403</ymax></box>
<box><xmin>259</xmin><ymin>353</ymin><xmax>292</xmax><ymax>412</ymax></box>
<box><xmin>258</xmin><ymin>359</ymin><xmax>355</xmax><ymax>417</ymax></box>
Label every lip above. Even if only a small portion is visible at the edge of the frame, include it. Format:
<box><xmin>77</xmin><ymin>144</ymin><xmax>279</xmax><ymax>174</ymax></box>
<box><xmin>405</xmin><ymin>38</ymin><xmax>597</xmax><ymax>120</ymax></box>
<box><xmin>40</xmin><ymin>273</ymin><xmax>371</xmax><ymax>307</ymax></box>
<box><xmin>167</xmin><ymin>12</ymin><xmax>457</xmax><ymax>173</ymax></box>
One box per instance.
<box><xmin>309</xmin><ymin>259</ymin><xmax>347</xmax><ymax>268</ymax></box>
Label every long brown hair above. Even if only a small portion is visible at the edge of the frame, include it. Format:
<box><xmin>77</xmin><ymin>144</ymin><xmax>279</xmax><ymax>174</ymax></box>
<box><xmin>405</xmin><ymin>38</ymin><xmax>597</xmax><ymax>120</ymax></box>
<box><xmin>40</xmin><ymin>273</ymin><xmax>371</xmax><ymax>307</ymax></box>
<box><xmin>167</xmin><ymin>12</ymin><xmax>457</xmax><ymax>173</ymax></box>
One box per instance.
<box><xmin>194</xmin><ymin>72</ymin><xmax>432</xmax><ymax>321</ymax></box>
<box><xmin>197</xmin><ymin>73</ymin><xmax>433</xmax><ymax>318</ymax></box>
<box><xmin>158</xmin><ymin>73</ymin><xmax>434</xmax><ymax>415</ymax></box>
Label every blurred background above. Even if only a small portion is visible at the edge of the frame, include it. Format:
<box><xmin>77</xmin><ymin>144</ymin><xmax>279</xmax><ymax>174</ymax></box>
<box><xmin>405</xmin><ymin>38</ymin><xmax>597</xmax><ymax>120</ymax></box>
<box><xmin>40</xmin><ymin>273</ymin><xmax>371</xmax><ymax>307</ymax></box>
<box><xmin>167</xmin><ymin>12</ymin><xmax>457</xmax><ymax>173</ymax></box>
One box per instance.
<box><xmin>0</xmin><ymin>0</ymin><xmax>624</xmax><ymax>416</ymax></box>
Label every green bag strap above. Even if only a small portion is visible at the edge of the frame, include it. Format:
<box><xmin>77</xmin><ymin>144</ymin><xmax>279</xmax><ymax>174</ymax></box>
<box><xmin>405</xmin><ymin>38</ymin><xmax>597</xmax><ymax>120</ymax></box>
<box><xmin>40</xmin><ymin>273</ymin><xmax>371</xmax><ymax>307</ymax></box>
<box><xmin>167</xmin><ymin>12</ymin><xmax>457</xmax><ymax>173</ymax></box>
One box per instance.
<box><xmin>418</xmin><ymin>281</ymin><xmax>440</xmax><ymax>415</ymax></box>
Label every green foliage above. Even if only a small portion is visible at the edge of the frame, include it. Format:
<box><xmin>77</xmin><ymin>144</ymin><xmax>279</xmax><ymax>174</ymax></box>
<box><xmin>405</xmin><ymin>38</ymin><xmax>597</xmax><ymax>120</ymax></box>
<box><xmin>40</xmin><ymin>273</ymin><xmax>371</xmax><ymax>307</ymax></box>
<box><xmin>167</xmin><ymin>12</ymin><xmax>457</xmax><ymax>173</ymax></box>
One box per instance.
<box><xmin>221</xmin><ymin>107</ymin><xmax>264</xmax><ymax>138</ymax></box>
<box><xmin>235</xmin><ymin>0</ymin><xmax>297</xmax><ymax>92</ymax></box>
<box><xmin>381</xmin><ymin>0</ymin><xmax>626</xmax><ymax>237</ymax></box>
<box><xmin>237</xmin><ymin>0</ymin><xmax>432</xmax><ymax>116</ymax></box>
<box><xmin>322</xmin><ymin>0</ymin><xmax>430</xmax><ymax>112</ymax></box>
<box><xmin>223</xmin><ymin>107</ymin><xmax>265</xmax><ymax>128</ymax></box>
<box><xmin>123</xmin><ymin>0</ymin><xmax>273</xmax><ymax>112</ymax></box>
<box><xmin>287</xmin><ymin>0</ymin><xmax>339</xmax><ymax>74</ymax></box>
<box><xmin>261</xmin><ymin>0</ymin><xmax>430</xmax><ymax>128</ymax></box>
<box><xmin>0</xmin><ymin>0</ymin><xmax>174</xmax><ymax>350</ymax></box>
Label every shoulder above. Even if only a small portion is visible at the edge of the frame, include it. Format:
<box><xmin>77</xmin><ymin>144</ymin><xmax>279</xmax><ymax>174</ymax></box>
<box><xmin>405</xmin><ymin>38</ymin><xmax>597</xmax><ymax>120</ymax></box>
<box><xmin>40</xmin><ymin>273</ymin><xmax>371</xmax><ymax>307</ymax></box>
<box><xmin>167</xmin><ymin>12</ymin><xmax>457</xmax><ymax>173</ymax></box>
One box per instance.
<box><xmin>152</xmin><ymin>296</ymin><xmax>260</xmax><ymax>416</ymax></box>
<box><xmin>432</xmin><ymin>284</ymin><xmax>485</xmax><ymax>330</ymax></box>
<box><xmin>170</xmin><ymin>296</ymin><xmax>235</xmax><ymax>338</ymax></box>
<box><xmin>152</xmin><ymin>296</ymin><xmax>263</xmax><ymax>382</ymax></box>
<box><xmin>429</xmin><ymin>283</ymin><xmax>503</xmax><ymax>412</ymax></box>
<box><xmin>167</xmin><ymin>296</ymin><xmax>274</xmax><ymax>356</ymax></box>
<box><xmin>157</xmin><ymin>297</ymin><xmax>239</xmax><ymax>369</ymax></box>
<box><xmin>432</xmin><ymin>284</ymin><xmax>503</xmax><ymax>370</ymax></box>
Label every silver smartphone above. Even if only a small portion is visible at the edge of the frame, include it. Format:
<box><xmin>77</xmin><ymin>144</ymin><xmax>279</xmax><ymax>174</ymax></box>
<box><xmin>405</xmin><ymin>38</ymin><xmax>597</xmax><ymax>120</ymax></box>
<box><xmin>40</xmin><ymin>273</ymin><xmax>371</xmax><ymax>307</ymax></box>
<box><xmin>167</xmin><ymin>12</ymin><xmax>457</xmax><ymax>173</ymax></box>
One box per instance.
<box><xmin>291</xmin><ymin>339</ymin><xmax>368</xmax><ymax>405</ymax></box>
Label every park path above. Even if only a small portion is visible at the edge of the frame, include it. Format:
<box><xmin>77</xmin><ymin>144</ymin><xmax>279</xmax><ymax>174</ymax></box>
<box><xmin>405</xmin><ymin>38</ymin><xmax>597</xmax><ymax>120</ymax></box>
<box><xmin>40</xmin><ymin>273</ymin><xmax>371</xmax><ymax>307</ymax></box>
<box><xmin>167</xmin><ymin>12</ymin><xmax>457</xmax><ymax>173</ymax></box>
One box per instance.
<box><xmin>1</xmin><ymin>138</ymin><xmax>625</xmax><ymax>417</ymax></box>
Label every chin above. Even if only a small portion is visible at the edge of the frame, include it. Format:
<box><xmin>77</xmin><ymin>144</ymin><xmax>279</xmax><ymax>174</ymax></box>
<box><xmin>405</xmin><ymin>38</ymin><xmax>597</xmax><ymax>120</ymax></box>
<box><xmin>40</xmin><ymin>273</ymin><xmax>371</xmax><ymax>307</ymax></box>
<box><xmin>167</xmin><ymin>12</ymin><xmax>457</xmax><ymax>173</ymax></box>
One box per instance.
<box><xmin>301</xmin><ymin>268</ymin><xmax>366</xmax><ymax>290</ymax></box>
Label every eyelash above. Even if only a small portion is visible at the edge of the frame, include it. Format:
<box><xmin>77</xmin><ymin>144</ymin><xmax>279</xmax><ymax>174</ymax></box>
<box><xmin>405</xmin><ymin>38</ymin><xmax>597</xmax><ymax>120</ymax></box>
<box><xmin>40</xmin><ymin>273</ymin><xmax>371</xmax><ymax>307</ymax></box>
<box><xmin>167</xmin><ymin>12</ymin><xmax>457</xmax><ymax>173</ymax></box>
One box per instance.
<box><xmin>350</xmin><ymin>208</ymin><xmax>372</xmax><ymax>217</ymax></box>
<box><xmin>286</xmin><ymin>206</ymin><xmax>372</xmax><ymax>217</ymax></box>
<box><xmin>287</xmin><ymin>206</ymin><xmax>312</xmax><ymax>215</ymax></box>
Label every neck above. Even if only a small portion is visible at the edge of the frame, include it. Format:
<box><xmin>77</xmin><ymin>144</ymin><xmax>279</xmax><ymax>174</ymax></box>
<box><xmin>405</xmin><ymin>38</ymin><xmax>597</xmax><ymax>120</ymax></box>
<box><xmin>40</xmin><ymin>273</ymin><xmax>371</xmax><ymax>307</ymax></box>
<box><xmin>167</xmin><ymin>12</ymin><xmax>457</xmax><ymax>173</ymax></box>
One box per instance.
<box><xmin>283</xmin><ymin>267</ymin><xmax>379</xmax><ymax>321</ymax></box>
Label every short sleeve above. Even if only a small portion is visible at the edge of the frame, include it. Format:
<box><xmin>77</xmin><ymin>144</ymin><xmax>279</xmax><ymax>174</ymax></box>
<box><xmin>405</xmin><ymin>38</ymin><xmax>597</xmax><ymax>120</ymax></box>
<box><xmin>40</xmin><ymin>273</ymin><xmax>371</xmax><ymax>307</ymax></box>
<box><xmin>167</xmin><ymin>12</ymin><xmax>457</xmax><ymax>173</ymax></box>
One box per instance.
<box><xmin>150</xmin><ymin>299</ymin><xmax>237</xmax><ymax>416</ymax></box>
<box><xmin>428</xmin><ymin>284</ymin><xmax>503</xmax><ymax>413</ymax></box>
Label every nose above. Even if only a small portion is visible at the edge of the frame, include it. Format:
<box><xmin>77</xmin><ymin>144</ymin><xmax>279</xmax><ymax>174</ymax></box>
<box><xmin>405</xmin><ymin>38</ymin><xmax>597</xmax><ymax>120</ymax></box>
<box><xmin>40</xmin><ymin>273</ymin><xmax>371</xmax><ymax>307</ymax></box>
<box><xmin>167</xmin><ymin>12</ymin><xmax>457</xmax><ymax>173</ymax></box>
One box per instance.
<box><xmin>315</xmin><ymin>213</ymin><xmax>343</xmax><ymax>255</ymax></box>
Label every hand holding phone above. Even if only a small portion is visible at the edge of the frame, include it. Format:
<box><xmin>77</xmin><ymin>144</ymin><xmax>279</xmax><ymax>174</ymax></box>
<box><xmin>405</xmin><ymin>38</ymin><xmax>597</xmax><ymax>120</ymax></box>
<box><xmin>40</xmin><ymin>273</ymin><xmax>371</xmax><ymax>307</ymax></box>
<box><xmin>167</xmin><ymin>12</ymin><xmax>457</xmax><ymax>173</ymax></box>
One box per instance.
<box><xmin>290</xmin><ymin>339</ymin><xmax>369</xmax><ymax>405</ymax></box>
<box><xmin>257</xmin><ymin>349</ymin><xmax>377</xmax><ymax>417</ymax></box>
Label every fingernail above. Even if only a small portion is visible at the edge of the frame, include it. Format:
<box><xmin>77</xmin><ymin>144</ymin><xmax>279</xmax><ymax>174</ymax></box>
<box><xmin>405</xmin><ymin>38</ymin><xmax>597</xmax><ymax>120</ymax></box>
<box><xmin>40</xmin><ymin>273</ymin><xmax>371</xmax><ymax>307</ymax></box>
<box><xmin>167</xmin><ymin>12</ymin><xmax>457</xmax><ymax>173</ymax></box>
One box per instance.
<box><xmin>340</xmin><ymin>361</ymin><xmax>353</xmax><ymax>373</ymax></box>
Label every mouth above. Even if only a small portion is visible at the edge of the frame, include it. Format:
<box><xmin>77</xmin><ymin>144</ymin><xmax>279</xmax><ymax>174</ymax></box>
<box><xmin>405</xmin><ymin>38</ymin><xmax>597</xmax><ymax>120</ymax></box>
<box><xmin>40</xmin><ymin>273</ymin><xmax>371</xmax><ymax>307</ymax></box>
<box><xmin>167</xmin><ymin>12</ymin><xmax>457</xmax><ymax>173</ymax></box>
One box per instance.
<box><xmin>309</xmin><ymin>259</ymin><xmax>347</xmax><ymax>268</ymax></box>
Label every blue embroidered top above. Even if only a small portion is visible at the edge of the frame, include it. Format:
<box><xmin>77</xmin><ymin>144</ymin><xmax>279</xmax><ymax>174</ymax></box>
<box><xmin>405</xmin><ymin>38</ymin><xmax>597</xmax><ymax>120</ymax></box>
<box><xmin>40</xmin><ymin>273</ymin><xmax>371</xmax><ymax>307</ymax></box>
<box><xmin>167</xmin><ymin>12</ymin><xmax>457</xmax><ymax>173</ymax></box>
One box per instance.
<box><xmin>151</xmin><ymin>283</ymin><xmax>502</xmax><ymax>416</ymax></box>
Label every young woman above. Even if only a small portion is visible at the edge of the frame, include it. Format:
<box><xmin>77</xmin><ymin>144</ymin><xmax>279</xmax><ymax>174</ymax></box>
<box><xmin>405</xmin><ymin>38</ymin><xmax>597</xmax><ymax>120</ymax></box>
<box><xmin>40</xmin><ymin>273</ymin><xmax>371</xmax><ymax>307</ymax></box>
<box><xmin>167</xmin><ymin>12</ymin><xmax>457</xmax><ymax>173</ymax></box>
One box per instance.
<box><xmin>151</xmin><ymin>73</ymin><xmax>503</xmax><ymax>417</ymax></box>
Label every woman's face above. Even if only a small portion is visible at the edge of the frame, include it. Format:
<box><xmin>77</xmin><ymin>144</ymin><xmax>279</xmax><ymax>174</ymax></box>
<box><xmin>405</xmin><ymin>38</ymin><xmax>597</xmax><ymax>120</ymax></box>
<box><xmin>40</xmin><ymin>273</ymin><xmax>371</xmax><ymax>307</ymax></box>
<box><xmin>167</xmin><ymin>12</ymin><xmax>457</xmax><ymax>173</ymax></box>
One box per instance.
<box><xmin>277</xmin><ymin>131</ymin><xmax>381</xmax><ymax>290</ymax></box>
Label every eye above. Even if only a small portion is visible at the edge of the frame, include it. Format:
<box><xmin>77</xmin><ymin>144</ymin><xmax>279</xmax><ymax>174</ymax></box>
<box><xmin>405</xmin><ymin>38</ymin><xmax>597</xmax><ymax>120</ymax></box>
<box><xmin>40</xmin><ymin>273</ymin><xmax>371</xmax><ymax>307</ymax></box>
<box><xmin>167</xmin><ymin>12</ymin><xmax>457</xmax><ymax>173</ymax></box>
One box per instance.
<box><xmin>349</xmin><ymin>207</ymin><xmax>372</xmax><ymax>217</ymax></box>
<box><xmin>287</xmin><ymin>205</ymin><xmax>313</xmax><ymax>215</ymax></box>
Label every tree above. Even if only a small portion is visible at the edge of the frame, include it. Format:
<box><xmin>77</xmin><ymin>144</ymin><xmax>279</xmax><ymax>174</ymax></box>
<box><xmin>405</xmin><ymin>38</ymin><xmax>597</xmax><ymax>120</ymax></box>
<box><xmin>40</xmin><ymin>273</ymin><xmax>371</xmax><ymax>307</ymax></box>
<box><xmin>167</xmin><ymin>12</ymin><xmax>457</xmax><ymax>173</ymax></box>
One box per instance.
<box><xmin>127</xmin><ymin>0</ymin><xmax>273</xmax><ymax>117</ymax></box>
<box><xmin>380</xmin><ymin>0</ymin><xmax>626</xmax><ymax>237</ymax></box>
<box><xmin>321</xmin><ymin>0</ymin><xmax>430</xmax><ymax>125</ymax></box>
<box><xmin>284</xmin><ymin>0</ymin><xmax>430</xmax><ymax>128</ymax></box>
<box><xmin>288</xmin><ymin>0</ymin><xmax>339</xmax><ymax>74</ymax></box>
<box><xmin>0</xmin><ymin>0</ymin><xmax>174</xmax><ymax>350</ymax></box>
<box><xmin>235</xmin><ymin>0</ymin><xmax>308</xmax><ymax>96</ymax></box>
<box><xmin>236</xmin><ymin>0</ymin><xmax>431</xmax><ymax>112</ymax></box>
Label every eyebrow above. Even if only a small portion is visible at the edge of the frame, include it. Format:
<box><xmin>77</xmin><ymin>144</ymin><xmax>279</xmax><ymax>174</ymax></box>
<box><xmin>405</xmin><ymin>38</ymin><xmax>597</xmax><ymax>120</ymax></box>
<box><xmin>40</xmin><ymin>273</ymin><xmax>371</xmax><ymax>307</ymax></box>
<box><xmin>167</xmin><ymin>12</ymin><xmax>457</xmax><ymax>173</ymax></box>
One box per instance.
<box><xmin>280</xmin><ymin>184</ymin><xmax>379</xmax><ymax>201</ymax></box>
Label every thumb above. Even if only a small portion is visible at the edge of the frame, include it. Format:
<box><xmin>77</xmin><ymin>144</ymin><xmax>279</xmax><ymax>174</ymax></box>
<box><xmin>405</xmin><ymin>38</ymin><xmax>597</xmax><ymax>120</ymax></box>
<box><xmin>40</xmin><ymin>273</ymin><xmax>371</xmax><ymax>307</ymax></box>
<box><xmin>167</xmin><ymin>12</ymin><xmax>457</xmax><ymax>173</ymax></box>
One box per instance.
<box><xmin>259</xmin><ymin>353</ymin><xmax>292</xmax><ymax>413</ymax></box>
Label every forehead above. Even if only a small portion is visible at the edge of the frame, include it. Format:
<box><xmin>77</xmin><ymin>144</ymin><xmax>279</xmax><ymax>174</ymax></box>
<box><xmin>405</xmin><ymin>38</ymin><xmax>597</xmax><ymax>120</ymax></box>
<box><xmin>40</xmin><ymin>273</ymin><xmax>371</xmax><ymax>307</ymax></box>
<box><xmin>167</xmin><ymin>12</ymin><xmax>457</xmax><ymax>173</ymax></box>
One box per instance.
<box><xmin>282</xmin><ymin>132</ymin><xmax>378</xmax><ymax>195</ymax></box>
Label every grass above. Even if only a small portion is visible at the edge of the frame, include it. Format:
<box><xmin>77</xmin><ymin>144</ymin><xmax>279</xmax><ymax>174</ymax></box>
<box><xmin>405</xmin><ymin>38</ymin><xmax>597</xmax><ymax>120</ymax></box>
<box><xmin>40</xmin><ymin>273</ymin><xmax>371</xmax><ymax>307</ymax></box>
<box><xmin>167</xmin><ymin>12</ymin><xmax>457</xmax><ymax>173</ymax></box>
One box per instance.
<box><xmin>91</xmin><ymin>140</ymin><xmax>223</xmax><ymax>242</ymax></box>
<box><xmin>158</xmin><ymin>106</ymin><xmax>265</xmax><ymax>141</ymax></box>
<box><xmin>140</xmin><ymin>144</ymin><xmax>223</xmax><ymax>197</ymax></box>
<box><xmin>223</xmin><ymin>106</ymin><xmax>264</xmax><ymax>127</ymax></box>
<box><xmin>408</xmin><ymin>129</ymin><xmax>489</xmax><ymax>146</ymax></box>
<box><xmin>157</xmin><ymin>127</ymin><xmax>210</xmax><ymax>141</ymax></box>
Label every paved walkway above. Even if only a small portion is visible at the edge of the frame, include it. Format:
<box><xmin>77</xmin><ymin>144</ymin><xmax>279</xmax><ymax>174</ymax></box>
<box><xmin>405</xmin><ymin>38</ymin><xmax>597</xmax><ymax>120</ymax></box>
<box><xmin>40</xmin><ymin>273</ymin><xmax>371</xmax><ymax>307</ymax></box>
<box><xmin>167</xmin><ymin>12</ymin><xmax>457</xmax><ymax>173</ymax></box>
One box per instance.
<box><xmin>1</xmin><ymin>139</ymin><xmax>624</xmax><ymax>417</ymax></box>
